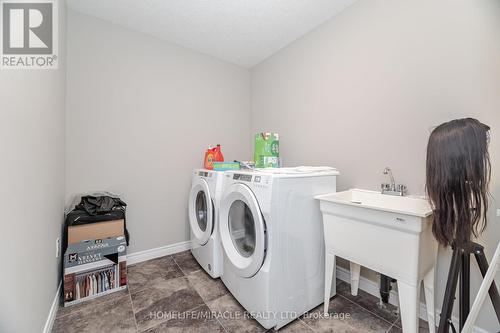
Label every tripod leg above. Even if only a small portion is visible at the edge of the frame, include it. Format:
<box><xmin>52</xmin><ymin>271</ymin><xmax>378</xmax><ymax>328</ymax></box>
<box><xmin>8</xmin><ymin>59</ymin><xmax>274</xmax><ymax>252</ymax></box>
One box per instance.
<box><xmin>397</xmin><ymin>280</ymin><xmax>420</xmax><ymax>333</ymax></box>
<box><xmin>460</xmin><ymin>252</ymin><xmax>470</xmax><ymax>331</ymax></box>
<box><xmin>423</xmin><ymin>267</ymin><xmax>436</xmax><ymax>333</ymax></box>
<box><xmin>473</xmin><ymin>245</ymin><xmax>500</xmax><ymax>323</ymax></box>
<box><xmin>463</xmin><ymin>243</ymin><xmax>500</xmax><ymax>332</ymax></box>
<box><xmin>438</xmin><ymin>247</ymin><xmax>461</xmax><ymax>333</ymax></box>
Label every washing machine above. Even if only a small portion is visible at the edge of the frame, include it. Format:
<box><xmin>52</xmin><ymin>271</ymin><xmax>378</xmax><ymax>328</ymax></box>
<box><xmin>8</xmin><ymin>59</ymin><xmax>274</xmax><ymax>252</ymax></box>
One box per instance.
<box><xmin>189</xmin><ymin>169</ymin><xmax>225</xmax><ymax>278</ymax></box>
<box><xmin>219</xmin><ymin>167</ymin><xmax>339</xmax><ymax>329</ymax></box>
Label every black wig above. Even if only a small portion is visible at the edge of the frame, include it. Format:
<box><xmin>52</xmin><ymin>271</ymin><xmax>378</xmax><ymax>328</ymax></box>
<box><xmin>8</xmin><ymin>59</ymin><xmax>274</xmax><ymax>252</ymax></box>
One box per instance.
<box><xmin>426</xmin><ymin>118</ymin><xmax>491</xmax><ymax>247</ymax></box>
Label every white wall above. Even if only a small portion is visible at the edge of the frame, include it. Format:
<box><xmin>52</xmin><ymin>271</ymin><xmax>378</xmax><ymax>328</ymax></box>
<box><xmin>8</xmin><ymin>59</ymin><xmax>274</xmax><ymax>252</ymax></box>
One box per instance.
<box><xmin>251</xmin><ymin>0</ymin><xmax>500</xmax><ymax>331</ymax></box>
<box><xmin>65</xmin><ymin>11</ymin><xmax>251</xmax><ymax>254</ymax></box>
<box><xmin>0</xmin><ymin>1</ymin><xmax>66</xmax><ymax>332</ymax></box>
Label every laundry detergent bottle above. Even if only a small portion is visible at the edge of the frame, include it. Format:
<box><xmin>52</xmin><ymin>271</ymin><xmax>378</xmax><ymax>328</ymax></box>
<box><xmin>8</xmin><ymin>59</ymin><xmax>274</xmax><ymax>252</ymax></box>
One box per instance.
<box><xmin>204</xmin><ymin>146</ymin><xmax>215</xmax><ymax>170</ymax></box>
<box><xmin>213</xmin><ymin>144</ymin><xmax>224</xmax><ymax>163</ymax></box>
<box><xmin>204</xmin><ymin>144</ymin><xmax>224</xmax><ymax>170</ymax></box>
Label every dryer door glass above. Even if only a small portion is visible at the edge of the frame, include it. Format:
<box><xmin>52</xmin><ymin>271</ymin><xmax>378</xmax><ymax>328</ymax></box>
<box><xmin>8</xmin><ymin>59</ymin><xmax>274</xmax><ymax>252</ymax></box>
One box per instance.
<box><xmin>219</xmin><ymin>183</ymin><xmax>266</xmax><ymax>278</ymax></box>
<box><xmin>195</xmin><ymin>191</ymin><xmax>208</xmax><ymax>232</ymax></box>
<box><xmin>228</xmin><ymin>200</ymin><xmax>255</xmax><ymax>258</ymax></box>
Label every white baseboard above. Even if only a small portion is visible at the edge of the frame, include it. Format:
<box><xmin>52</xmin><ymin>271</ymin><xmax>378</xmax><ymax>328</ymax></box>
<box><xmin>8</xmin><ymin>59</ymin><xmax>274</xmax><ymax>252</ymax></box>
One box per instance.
<box><xmin>127</xmin><ymin>240</ymin><xmax>191</xmax><ymax>265</ymax></box>
<box><xmin>336</xmin><ymin>267</ymin><xmax>489</xmax><ymax>333</ymax></box>
<box><xmin>43</xmin><ymin>281</ymin><xmax>61</xmax><ymax>333</ymax></box>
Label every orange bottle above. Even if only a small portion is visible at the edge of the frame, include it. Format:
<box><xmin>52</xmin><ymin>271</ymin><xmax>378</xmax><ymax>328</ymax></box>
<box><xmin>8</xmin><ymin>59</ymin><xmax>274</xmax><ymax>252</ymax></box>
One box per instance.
<box><xmin>213</xmin><ymin>144</ymin><xmax>224</xmax><ymax>163</ymax></box>
<box><xmin>204</xmin><ymin>146</ymin><xmax>215</xmax><ymax>170</ymax></box>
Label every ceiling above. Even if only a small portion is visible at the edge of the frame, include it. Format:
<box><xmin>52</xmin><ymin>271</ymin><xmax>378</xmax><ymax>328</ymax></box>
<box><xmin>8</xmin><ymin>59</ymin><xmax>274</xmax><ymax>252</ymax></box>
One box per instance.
<box><xmin>66</xmin><ymin>0</ymin><xmax>356</xmax><ymax>68</ymax></box>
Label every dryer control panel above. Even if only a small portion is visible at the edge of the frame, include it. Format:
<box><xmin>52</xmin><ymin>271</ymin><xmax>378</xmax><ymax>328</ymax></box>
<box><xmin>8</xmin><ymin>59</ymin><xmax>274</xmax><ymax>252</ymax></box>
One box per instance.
<box><xmin>232</xmin><ymin>173</ymin><xmax>252</xmax><ymax>182</ymax></box>
<box><xmin>230</xmin><ymin>173</ymin><xmax>271</xmax><ymax>188</ymax></box>
<box><xmin>231</xmin><ymin>173</ymin><xmax>270</xmax><ymax>184</ymax></box>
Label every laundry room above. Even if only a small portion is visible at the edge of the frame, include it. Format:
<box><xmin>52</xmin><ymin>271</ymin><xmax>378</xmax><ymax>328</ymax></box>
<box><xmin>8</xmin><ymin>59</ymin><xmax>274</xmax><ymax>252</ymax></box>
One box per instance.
<box><xmin>1</xmin><ymin>0</ymin><xmax>499</xmax><ymax>333</ymax></box>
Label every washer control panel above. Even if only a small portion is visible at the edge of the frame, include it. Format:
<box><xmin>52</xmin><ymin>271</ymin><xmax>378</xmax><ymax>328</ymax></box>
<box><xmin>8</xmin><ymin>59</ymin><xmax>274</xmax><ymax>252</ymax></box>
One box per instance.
<box><xmin>198</xmin><ymin>171</ymin><xmax>212</xmax><ymax>178</ymax></box>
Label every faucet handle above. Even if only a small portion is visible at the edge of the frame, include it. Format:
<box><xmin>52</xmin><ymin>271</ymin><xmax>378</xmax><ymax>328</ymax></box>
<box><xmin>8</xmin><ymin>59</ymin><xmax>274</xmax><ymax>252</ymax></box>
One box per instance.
<box><xmin>396</xmin><ymin>184</ymin><xmax>407</xmax><ymax>193</ymax></box>
<box><xmin>381</xmin><ymin>183</ymin><xmax>391</xmax><ymax>191</ymax></box>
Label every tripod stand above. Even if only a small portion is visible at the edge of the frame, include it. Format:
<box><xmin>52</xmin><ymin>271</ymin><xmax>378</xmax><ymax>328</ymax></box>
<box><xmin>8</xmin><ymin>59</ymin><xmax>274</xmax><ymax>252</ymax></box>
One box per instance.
<box><xmin>438</xmin><ymin>242</ymin><xmax>500</xmax><ymax>333</ymax></box>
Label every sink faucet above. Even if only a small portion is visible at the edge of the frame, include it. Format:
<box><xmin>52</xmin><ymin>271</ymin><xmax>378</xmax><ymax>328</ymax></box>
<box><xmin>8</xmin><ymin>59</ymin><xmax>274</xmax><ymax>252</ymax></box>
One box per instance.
<box><xmin>383</xmin><ymin>167</ymin><xmax>395</xmax><ymax>191</ymax></box>
<box><xmin>381</xmin><ymin>167</ymin><xmax>407</xmax><ymax>196</ymax></box>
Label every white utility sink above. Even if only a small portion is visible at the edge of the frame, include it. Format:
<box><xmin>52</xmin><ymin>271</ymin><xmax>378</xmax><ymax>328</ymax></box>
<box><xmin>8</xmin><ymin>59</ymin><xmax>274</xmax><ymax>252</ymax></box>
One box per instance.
<box><xmin>317</xmin><ymin>189</ymin><xmax>432</xmax><ymax>217</ymax></box>
<box><xmin>316</xmin><ymin>189</ymin><xmax>438</xmax><ymax>333</ymax></box>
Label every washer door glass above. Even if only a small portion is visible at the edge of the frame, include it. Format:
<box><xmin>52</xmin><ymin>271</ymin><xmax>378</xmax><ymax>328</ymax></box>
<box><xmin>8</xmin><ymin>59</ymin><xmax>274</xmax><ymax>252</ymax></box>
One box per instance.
<box><xmin>228</xmin><ymin>200</ymin><xmax>255</xmax><ymax>258</ymax></box>
<box><xmin>195</xmin><ymin>191</ymin><xmax>208</xmax><ymax>232</ymax></box>
<box><xmin>189</xmin><ymin>177</ymin><xmax>213</xmax><ymax>246</ymax></box>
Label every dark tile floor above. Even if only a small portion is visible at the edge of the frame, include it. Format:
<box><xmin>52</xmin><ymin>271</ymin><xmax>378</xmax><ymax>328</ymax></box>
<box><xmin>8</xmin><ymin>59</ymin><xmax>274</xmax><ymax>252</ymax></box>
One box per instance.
<box><xmin>53</xmin><ymin>251</ymin><xmax>430</xmax><ymax>332</ymax></box>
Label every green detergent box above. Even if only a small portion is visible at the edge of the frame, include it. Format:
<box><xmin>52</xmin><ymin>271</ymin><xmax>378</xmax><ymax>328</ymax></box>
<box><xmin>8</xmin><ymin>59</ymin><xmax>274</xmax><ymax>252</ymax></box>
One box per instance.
<box><xmin>254</xmin><ymin>133</ymin><xmax>279</xmax><ymax>168</ymax></box>
<box><xmin>213</xmin><ymin>162</ymin><xmax>240</xmax><ymax>171</ymax></box>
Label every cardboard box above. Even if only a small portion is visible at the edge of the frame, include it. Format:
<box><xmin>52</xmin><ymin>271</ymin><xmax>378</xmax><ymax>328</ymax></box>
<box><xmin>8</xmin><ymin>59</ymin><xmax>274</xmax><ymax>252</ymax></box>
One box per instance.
<box><xmin>68</xmin><ymin>219</ymin><xmax>124</xmax><ymax>244</ymax></box>
<box><xmin>63</xmin><ymin>236</ymin><xmax>127</xmax><ymax>306</ymax></box>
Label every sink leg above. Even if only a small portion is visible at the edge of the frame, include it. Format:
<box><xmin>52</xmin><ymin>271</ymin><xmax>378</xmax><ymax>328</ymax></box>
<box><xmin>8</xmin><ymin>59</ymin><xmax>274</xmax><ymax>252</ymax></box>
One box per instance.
<box><xmin>349</xmin><ymin>261</ymin><xmax>361</xmax><ymax>296</ymax></box>
<box><xmin>324</xmin><ymin>252</ymin><xmax>336</xmax><ymax>315</ymax></box>
<box><xmin>423</xmin><ymin>267</ymin><xmax>436</xmax><ymax>333</ymax></box>
<box><xmin>397</xmin><ymin>280</ymin><xmax>420</xmax><ymax>333</ymax></box>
